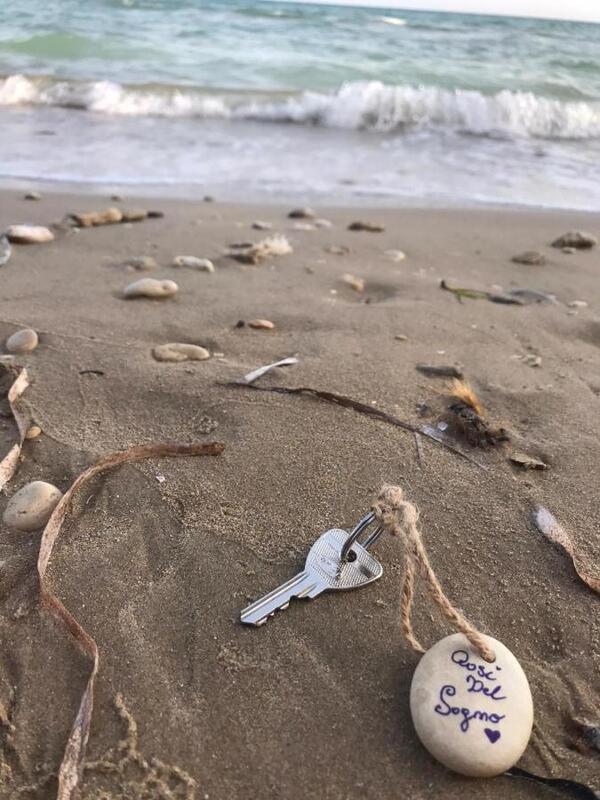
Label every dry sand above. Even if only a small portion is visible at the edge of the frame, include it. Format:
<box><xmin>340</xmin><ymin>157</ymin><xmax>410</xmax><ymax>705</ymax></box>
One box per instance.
<box><xmin>0</xmin><ymin>190</ymin><xmax>598</xmax><ymax>799</ymax></box>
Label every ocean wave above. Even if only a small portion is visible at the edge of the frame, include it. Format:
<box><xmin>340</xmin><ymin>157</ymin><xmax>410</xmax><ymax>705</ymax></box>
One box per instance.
<box><xmin>2</xmin><ymin>74</ymin><xmax>600</xmax><ymax>139</ymax></box>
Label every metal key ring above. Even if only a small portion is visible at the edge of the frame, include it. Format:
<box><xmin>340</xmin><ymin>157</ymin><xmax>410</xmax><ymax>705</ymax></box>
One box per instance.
<box><xmin>340</xmin><ymin>511</ymin><xmax>383</xmax><ymax>563</ymax></box>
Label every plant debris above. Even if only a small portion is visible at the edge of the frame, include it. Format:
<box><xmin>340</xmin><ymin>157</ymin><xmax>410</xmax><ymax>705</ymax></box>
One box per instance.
<box><xmin>507</xmin><ymin>767</ymin><xmax>599</xmax><ymax>799</ymax></box>
<box><xmin>224</xmin><ymin>381</ymin><xmax>486</xmax><ymax>469</ymax></box>
<box><xmin>416</xmin><ymin>364</ymin><xmax>464</xmax><ymax>379</ymax></box>
<box><xmin>37</xmin><ymin>441</ymin><xmax>225</xmax><ymax>800</ymax></box>
<box><xmin>509</xmin><ymin>452</ymin><xmax>548</xmax><ymax>470</ymax></box>
<box><xmin>440</xmin><ymin>279</ymin><xmax>556</xmax><ymax>305</ymax></box>
<box><xmin>0</xmin><ymin>367</ymin><xmax>30</xmax><ymax>490</ymax></box>
<box><xmin>532</xmin><ymin>506</ymin><xmax>600</xmax><ymax>594</ymax></box>
<box><xmin>228</xmin><ymin>235</ymin><xmax>293</xmax><ymax>265</ymax></box>
<box><xmin>443</xmin><ymin>379</ymin><xmax>509</xmax><ymax>448</ymax></box>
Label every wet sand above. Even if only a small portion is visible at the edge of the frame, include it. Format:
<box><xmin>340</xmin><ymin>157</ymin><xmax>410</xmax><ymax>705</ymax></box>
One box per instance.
<box><xmin>0</xmin><ymin>190</ymin><xmax>598</xmax><ymax>799</ymax></box>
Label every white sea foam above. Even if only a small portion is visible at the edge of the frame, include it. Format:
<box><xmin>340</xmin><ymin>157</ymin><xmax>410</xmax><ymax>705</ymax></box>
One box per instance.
<box><xmin>2</xmin><ymin>74</ymin><xmax>600</xmax><ymax>140</ymax></box>
<box><xmin>377</xmin><ymin>16</ymin><xmax>407</xmax><ymax>26</ymax></box>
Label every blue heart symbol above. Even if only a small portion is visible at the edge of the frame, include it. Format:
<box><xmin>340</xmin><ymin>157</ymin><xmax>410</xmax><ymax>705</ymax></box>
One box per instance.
<box><xmin>484</xmin><ymin>728</ymin><xmax>501</xmax><ymax>744</ymax></box>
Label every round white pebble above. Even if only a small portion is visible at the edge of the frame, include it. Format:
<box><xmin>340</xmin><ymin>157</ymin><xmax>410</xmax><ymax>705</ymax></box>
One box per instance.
<box><xmin>123</xmin><ymin>278</ymin><xmax>178</xmax><ymax>299</ymax></box>
<box><xmin>3</xmin><ymin>480</ymin><xmax>63</xmax><ymax>531</ymax></box>
<box><xmin>410</xmin><ymin>633</ymin><xmax>533</xmax><ymax>777</ymax></box>
<box><xmin>6</xmin><ymin>328</ymin><xmax>38</xmax><ymax>354</ymax></box>
<box><xmin>152</xmin><ymin>343</ymin><xmax>210</xmax><ymax>362</ymax></box>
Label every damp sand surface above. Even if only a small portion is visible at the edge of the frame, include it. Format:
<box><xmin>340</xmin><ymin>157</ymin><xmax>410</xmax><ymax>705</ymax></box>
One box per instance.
<box><xmin>0</xmin><ymin>191</ymin><xmax>598</xmax><ymax>799</ymax></box>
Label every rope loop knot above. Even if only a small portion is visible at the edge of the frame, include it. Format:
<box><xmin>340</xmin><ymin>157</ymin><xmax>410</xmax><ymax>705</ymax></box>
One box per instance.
<box><xmin>372</xmin><ymin>483</ymin><xmax>495</xmax><ymax>663</ymax></box>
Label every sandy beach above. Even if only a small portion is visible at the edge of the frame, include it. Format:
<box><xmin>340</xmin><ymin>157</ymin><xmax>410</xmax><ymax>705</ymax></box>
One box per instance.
<box><xmin>0</xmin><ymin>189</ymin><xmax>599</xmax><ymax>799</ymax></box>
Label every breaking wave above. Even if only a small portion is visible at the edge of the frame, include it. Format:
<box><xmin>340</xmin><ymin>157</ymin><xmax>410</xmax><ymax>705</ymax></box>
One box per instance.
<box><xmin>2</xmin><ymin>73</ymin><xmax>600</xmax><ymax>140</ymax></box>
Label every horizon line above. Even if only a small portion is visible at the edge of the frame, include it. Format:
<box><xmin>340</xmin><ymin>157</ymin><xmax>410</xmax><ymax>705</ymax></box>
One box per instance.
<box><xmin>259</xmin><ymin>0</ymin><xmax>600</xmax><ymax>25</ymax></box>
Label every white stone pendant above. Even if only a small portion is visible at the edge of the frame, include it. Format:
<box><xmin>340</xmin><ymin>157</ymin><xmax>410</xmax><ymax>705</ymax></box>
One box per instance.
<box><xmin>410</xmin><ymin>633</ymin><xmax>533</xmax><ymax>777</ymax></box>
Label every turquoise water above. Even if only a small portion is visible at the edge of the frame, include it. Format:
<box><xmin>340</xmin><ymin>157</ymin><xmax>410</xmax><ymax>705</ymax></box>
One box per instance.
<box><xmin>1</xmin><ymin>0</ymin><xmax>600</xmax><ymax>207</ymax></box>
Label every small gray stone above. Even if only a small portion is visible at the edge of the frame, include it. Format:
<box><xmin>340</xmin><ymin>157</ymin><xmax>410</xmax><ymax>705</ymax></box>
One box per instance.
<box><xmin>511</xmin><ymin>250</ymin><xmax>546</xmax><ymax>265</ymax></box>
<box><xmin>288</xmin><ymin>207</ymin><xmax>315</xmax><ymax>219</ymax></box>
<box><xmin>6</xmin><ymin>328</ymin><xmax>38</xmax><ymax>354</ymax></box>
<box><xmin>3</xmin><ymin>481</ymin><xmax>63</xmax><ymax>531</ymax></box>
<box><xmin>126</xmin><ymin>256</ymin><xmax>158</xmax><ymax>271</ymax></box>
<box><xmin>552</xmin><ymin>231</ymin><xmax>597</xmax><ymax>250</ymax></box>
<box><xmin>152</xmin><ymin>343</ymin><xmax>210</xmax><ymax>362</ymax></box>
<box><xmin>24</xmin><ymin>191</ymin><xmax>42</xmax><ymax>201</ymax></box>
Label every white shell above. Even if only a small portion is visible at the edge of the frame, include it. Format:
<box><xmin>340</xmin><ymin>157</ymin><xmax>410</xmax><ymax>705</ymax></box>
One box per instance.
<box><xmin>410</xmin><ymin>633</ymin><xmax>533</xmax><ymax>777</ymax></box>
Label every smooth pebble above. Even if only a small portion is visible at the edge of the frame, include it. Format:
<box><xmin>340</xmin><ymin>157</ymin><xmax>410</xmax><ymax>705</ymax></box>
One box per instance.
<box><xmin>7</xmin><ymin>225</ymin><xmax>54</xmax><ymax>244</ymax></box>
<box><xmin>152</xmin><ymin>343</ymin><xmax>210</xmax><ymax>362</ymax></box>
<box><xmin>25</xmin><ymin>425</ymin><xmax>42</xmax><ymax>439</ymax></box>
<box><xmin>172</xmin><ymin>256</ymin><xmax>215</xmax><ymax>272</ymax></box>
<box><xmin>123</xmin><ymin>278</ymin><xmax>178</xmax><ymax>299</ymax></box>
<box><xmin>511</xmin><ymin>250</ymin><xmax>545</xmax><ymax>265</ymax></box>
<box><xmin>24</xmin><ymin>191</ymin><xmax>42</xmax><ymax>201</ymax></box>
<box><xmin>248</xmin><ymin>319</ymin><xmax>275</xmax><ymax>330</ymax></box>
<box><xmin>410</xmin><ymin>633</ymin><xmax>533</xmax><ymax>777</ymax></box>
<box><xmin>6</xmin><ymin>328</ymin><xmax>38</xmax><ymax>354</ymax></box>
<box><xmin>3</xmin><ymin>481</ymin><xmax>63</xmax><ymax>531</ymax></box>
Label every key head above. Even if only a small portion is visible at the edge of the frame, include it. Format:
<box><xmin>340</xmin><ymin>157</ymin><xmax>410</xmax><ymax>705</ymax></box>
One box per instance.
<box><xmin>305</xmin><ymin>528</ymin><xmax>383</xmax><ymax>591</ymax></box>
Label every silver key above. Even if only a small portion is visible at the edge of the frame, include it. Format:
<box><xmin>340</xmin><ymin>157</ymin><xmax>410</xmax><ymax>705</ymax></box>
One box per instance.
<box><xmin>240</xmin><ymin>526</ymin><xmax>383</xmax><ymax>626</ymax></box>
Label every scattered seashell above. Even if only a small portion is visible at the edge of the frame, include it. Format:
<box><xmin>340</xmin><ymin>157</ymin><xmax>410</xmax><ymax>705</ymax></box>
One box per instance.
<box><xmin>342</xmin><ymin>273</ymin><xmax>366</xmax><ymax>293</ymax></box>
<box><xmin>5</xmin><ymin>328</ymin><xmax>38</xmax><ymax>354</ymax></box>
<box><xmin>241</xmin><ymin>356</ymin><xmax>298</xmax><ymax>385</ymax></box>
<box><xmin>125</xmin><ymin>256</ymin><xmax>157</xmax><ymax>271</ymax></box>
<box><xmin>70</xmin><ymin>208</ymin><xmax>123</xmax><ymax>227</ymax></box>
<box><xmin>348</xmin><ymin>221</ymin><xmax>385</xmax><ymax>233</ymax></box>
<box><xmin>293</xmin><ymin>222</ymin><xmax>316</xmax><ymax>231</ymax></box>
<box><xmin>509</xmin><ymin>452</ymin><xmax>548</xmax><ymax>470</ymax></box>
<box><xmin>385</xmin><ymin>249</ymin><xmax>406</xmax><ymax>262</ymax></box>
<box><xmin>248</xmin><ymin>319</ymin><xmax>275</xmax><ymax>330</ymax></box>
<box><xmin>314</xmin><ymin>218</ymin><xmax>333</xmax><ymax>228</ymax></box>
<box><xmin>521</xmin><ymin>354</ymin><xmax>542</xmax><ymax>368</ymax></box>
<box><xmin>395</xmin><ymin>334</ymin><xmax>409</xmax><ymax>341</ymax></box>
<box><xmin>252</xmin><ymin>221</ymin><xmax>272</xmax><ymax>230</ymax></box>
<box><xmin>288</xmin><ymin>207</ymin><xmax>315</xmax><ymax>219</ymax></box>
<box><xmin>3</xmin><ymin>480</ymin><xmax>63</xmax><ymax>531</ymax></box>
<box><xmin>25</xmin><ymin>425</ymin><xmax>42</xmax><ymax>440</ymax></box>
<box><xmin>0</xmin><ymin>235</ymin><xmax>12</xmax><ymax>266</ymax></box>
<box><xmin>24</xmin><ymin>191</ymin><xmax>41</xmax><ymax>201</ymax></box>
<box><xmin>6</xmin><ymin>225</ymin><xmax>54</xmax><ymax>244</ymax></box>
<box><xmin>512</xmin><ymin>250</ymin><xmax>546</xmax><ymax>265</ymax></box>
<box><xmin>123</xmin><ymin>278</ymin><xmax>178</xmax><ymax>299</ymax></box>
<box><xmin>325</xmin><ymin>245</ymin><xmax>349</xmax><ymax>255</ymax></box>
<box><xmin>568</xmin><ymin>300</ymin><xmax>588</xmax><ymax>309</ymax></box>
<box><xmin>562</xmin><ymin>247</ymin><xmax>576</xmax><ymax>254</ymax></box>
<box><xmin>152</xmin><ymin>343</ymin><xmax>210</xmax><ymax>362</ymax></box>
<box><xmin>172</xmin><ymin>256</ymin><xmax>215</xmax><ymax>272</ymax></box>
<box><xmin>552</xmin><ymin>231</ymin><xmax>597</xmax><ymax>250</ymax></box>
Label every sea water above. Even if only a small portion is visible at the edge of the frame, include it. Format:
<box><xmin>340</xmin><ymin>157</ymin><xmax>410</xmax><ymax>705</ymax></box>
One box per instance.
<box><xmin>1</xmin><ymin>0</ymin><xmax>600</xmax><ymax>208</ymax></box>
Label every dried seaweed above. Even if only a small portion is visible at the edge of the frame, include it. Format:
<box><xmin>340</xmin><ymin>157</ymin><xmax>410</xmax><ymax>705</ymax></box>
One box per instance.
<box><xmin>0</xmin><ymin>368</ymin><xmax>30</xmax><ymax>491</ymax></box>
<box><xmin>533</xmin><ymin>506</ymin><xmax>600</xmax><ymax>594</ymax></box>
<box><xmin>36</xmin><ymin>441</ymin><xmax>225</xmax><ymax>800</ymax></box>
<box><xmin>507</xmin><ymin>767</ymin><xmax>599</xmax><ymax>799</ymax></box>
<box><xmin>444</xmin><ymin>379</ymin><xmax>509</xmax><ymax>448</ymax></box>
<box><xmin>223</xmin><ymin>382</ymin><xmax>485</xmax><ymax>469</ymax></box>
